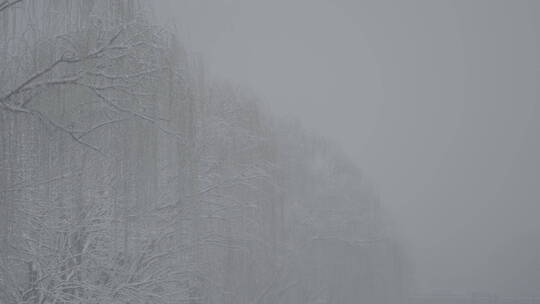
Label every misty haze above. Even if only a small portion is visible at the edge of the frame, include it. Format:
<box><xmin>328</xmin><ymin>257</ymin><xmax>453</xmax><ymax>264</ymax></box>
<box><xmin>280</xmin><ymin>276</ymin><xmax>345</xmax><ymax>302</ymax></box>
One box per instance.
<box><xmin>0</xmin><ymin>1</ymin><xmax>539</xmax><ymax>304</ymax></box>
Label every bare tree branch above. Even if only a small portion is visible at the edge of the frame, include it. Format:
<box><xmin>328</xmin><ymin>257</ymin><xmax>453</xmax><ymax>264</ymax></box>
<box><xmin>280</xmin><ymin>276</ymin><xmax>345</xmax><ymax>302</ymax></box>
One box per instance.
<box><xmin>0</xmin><ymin>0</ymin><xmax>23</xmax><ymax>14</ymax></box>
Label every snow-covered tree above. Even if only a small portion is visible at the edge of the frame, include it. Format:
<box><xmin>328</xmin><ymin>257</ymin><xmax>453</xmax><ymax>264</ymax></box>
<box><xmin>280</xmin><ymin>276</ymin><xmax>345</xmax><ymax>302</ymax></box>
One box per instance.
<box><xmin>0</xmin><ymin>2</ymin><xmax>409</xmax><ymax>304</ymax></box>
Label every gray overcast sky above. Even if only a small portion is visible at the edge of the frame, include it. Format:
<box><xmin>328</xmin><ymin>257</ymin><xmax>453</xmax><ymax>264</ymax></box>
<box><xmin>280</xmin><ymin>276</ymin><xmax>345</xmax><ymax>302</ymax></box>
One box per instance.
<box><xmin>157</xmin><ymin>0</ymin><xmax>540</xmax><ymax>296</ymax></box>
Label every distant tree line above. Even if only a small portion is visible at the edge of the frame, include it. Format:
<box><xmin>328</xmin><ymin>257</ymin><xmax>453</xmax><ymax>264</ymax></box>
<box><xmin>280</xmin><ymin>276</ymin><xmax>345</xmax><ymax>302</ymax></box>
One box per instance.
<box><xmin>0</xmin><ymin>1</ymin><xmax>409</xmax><ymax>304</ymax></box>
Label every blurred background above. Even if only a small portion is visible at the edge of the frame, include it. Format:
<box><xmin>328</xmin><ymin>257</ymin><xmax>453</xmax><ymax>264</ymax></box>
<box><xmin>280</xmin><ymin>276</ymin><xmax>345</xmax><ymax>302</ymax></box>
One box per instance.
<box><xmin>157</xmin><ymin>0</ymin><xmax>540</xmax><ymax>297</ymax></box>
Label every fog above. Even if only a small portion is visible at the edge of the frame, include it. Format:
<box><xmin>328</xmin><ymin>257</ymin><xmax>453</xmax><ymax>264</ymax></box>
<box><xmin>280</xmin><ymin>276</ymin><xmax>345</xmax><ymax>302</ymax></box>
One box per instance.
<box><xmin>1</xmin><ymin>1</ymin><xmax>539</xmax><ymax>303</ymax></box>
<box><xmin>158</xmin><ymin>0</ymin><xmax>540</xmax><ymax>297</ymax></box>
